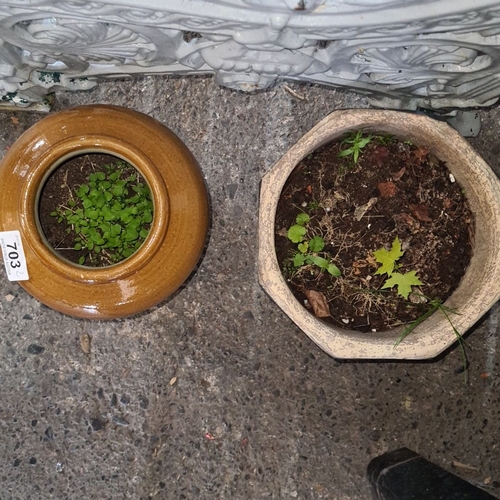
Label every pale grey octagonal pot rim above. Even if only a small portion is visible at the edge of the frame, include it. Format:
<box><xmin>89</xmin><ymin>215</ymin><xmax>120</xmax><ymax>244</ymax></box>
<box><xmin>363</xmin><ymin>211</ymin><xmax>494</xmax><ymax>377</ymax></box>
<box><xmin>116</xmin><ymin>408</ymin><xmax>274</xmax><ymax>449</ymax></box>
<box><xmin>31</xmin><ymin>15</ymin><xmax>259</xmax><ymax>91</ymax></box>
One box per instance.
<box><xmin>258</xmin><ymin>109</ymin><xmax>500</xmax><ymax>360</ymax></box>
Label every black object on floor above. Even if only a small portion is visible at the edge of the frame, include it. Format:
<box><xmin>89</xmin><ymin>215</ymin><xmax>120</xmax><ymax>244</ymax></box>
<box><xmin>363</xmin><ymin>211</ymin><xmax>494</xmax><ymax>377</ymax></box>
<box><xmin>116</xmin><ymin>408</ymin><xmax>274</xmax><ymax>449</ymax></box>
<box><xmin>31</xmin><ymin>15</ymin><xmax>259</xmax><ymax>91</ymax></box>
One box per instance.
<box><xmin>368</xmin><ymin>447</ymin><xmax>498</xmax><ymax>500</ymax></box>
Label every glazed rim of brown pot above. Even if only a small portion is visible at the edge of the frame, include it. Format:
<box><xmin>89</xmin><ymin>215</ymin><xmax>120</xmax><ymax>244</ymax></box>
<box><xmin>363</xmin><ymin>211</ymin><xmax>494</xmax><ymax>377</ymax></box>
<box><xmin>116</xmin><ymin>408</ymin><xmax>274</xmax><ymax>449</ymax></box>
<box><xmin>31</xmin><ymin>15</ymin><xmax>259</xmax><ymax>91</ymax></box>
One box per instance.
<box><xmin>0</xmin><ymin>105</ymin><xmax>209</xmax><ymax>319</ymax></box>
<box><xmin>259</xmin><ymin>109</ymin><xmax>500</xmax><ymax>360</ymax></box>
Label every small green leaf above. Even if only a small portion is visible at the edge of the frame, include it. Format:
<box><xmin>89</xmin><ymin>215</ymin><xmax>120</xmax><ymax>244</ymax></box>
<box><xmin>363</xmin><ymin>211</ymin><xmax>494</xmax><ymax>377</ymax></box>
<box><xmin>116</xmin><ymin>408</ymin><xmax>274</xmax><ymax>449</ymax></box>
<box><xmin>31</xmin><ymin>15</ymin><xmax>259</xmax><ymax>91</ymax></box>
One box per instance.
<box><xmin>296</xmin><ymin>213</ymin><xmax>310</xmax><ymax>225</ymax></box>
<box><xmin>101</xmin><ymin>206</ymin><xmax>115</xmax><ymax>221</ymax></box>
<box><xmin>142</xmin><ymin>210</ymin><xmax>153</xmax><ymax>224</ymax></box>
<box><xmin>122</xmin><ymin>247</ymin><xmax>135</xmax><ymax>258</ymax></box>
<box><xmin>86</xmin><ymin>209</ymin><xmax>99</xmax><ymax>220</ymax></box>
<box><xmin>287</xmin><ymin>224</ymin><xmax>306</xmax><ymax>243</ymax></box>
<box><xmin>124</xmin><ymin>228</ymin><xmax>139</xmax><ymax>242</ymax></box>
<box><xmin>297</xmin><ymin>242</ymin><xmax>308</xmax><ymax>254</ymax></box>
<box><xmin>74</xmin><ymin>243</ymin><xmax>82</xmax><ymax>251</ymax></box>
<box><xmin>338</xmin><ymin>148</ymin><xmax>354</xmax><ymax>157</ymax></box>
<box><xmin>293</xmin><ymin>253</ymin><xmax>306</xmax><ymax>267</ymax></box>
<box><xmin>76</xmin><ymin>185</ymin><xmax>89</xmax><ymax>197</ymax></box>
<box><xmin>307</xmin><ymin>255</ymin><xmax>329</xmax><ymax>269</ymax></box>
<box><xmin>374</xmin><ymin>236</ymin><xmax>404</xmax><ymax>276</ymax></box>
<box><xmin>327</xmin><ymin>263</ymin><xmax>341</xmax><ymax>276</ymax></box>
<box><xmin>78</xmin><ymin>256</ymin><xmax>85</xmax><ymax>265</ymax></box>
<box><xmin>112</xmin><ymin>185</ymin><xmax>124</xmax><ymax>197</ymax></box>
<box><xmin>309</xmin><ymin>235</ymin><xmax>325</xmax><ymax>253</ymax></box>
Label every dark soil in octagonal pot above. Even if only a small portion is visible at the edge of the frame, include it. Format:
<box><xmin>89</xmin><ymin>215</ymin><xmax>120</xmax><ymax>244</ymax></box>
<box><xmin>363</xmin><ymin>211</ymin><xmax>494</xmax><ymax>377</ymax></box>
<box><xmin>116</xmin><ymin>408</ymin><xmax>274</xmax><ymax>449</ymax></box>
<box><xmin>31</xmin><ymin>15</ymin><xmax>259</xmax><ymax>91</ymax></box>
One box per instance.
<box><xmin>274</xmin><ymin>133</ymin><xmax>474</xmax><ymax>333</ymax></box>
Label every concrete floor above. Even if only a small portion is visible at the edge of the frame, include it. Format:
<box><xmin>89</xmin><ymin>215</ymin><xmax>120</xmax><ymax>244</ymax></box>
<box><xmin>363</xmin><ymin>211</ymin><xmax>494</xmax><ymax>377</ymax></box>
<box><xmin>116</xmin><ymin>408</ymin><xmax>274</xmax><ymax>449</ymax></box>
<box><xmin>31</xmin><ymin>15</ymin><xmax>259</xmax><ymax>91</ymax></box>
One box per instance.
<box><xmin>0</xmin><ymin>76</ymin><xmax>499</xmax><ymax>500</ymax></box>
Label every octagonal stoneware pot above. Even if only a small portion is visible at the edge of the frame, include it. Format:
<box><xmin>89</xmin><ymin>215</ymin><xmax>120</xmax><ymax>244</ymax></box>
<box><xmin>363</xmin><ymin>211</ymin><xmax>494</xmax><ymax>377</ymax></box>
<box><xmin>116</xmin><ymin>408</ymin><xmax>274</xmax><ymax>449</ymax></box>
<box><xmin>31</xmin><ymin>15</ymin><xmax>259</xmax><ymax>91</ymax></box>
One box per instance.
<box><xmin>259</xmin><ymin>109</ymin><xmax>500</xmax><ymax>360</ymax></box>
<box><xmin>0</xmin><ymin>105</ymin><xmax>209</xmax><ymax>319</ymax></box>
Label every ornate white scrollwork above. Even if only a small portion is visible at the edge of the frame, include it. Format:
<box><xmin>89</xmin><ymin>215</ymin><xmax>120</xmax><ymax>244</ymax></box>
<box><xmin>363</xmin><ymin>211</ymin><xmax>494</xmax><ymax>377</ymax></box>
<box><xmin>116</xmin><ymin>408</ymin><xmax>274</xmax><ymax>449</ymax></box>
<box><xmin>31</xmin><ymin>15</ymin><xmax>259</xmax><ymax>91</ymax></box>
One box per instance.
<box><xmin>0</xmin><ymin>0</ymin><xmax>499</xmax><ymax>110</ymax></box>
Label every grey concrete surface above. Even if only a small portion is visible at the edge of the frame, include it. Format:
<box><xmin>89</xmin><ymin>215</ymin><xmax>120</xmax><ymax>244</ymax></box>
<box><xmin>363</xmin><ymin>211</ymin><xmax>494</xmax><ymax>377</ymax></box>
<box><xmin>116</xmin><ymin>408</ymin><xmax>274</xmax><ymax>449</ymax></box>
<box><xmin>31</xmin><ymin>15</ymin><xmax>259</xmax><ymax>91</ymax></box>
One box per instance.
<box><xmin>0</xmin><ymin>76</ymin><xmax>499</xmax><ymax>500</ymax></box>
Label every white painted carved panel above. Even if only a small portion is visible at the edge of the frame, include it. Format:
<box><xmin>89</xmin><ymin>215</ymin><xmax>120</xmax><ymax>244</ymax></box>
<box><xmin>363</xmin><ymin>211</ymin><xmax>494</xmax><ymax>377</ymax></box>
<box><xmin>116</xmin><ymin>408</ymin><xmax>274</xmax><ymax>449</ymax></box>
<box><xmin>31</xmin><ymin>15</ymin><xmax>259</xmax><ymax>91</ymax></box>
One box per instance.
<box><xmin>0</xmin><ymin>0</ymin><xmax>498</xmax><ymax>110</ymax></box>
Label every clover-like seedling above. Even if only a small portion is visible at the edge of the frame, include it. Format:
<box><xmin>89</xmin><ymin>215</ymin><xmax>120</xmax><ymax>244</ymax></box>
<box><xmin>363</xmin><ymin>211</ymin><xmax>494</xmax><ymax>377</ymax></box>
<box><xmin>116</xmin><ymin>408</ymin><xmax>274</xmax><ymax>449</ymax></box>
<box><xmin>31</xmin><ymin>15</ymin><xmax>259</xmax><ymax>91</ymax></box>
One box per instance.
<box><xmin>51</xmin><ymin>159</ymin><xmax>153</xmax><ymax>266</ymax></box>
<box><xmin>286</xmin><ymin>212</ymin><xmax>340</xmax><ymax>277</ymax></box>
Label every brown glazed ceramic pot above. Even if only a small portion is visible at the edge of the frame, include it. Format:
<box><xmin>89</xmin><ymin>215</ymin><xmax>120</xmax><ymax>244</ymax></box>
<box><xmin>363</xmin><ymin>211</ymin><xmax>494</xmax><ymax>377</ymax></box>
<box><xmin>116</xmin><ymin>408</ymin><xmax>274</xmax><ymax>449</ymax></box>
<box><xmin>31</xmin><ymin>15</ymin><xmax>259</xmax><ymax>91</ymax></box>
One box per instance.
<box><xmin>259</xmin><ymin>109</ymin><xmax>500</xmax><ymax>360</ymax></box>
<box><xmin>0</xmin><ymin>105</ymin><xmax>209</xmax><ymax>319</ymax></box>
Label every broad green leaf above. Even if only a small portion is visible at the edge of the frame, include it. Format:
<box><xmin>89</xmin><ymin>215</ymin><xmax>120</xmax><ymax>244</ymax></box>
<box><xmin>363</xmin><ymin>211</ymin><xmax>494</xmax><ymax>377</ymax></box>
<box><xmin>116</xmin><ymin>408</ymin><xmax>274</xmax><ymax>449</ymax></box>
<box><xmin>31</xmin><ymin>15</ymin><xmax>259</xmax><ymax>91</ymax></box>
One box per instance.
<box><xmin>74</xmin><ymin>243</ymin><xmax>82</xmax><ymax>251</ymax></box>
<box><xmin>381</xmin><ymin>271</ymin><xmax>423</xmax><ymax>299</ymax></box>
<box><xmin>307</xmin><ymin>255</ymin><xmax>329</xmax><ymax>269</ymax></box>
<box><xmin>374</xmin><ymin>237</ymin><xmax>404</xmax><ymax>276</ymax></box>
<box><xmin>293</xmin><ymin>253</ymin><xmax>306</xmax><ymax>267</ymax></box>
<box><xmin>309</xmin><ymin>235</ymin><xmax>325</xmax><ymax>253</ymax></box>
<box><xmin>296</xmin><ymin>213</ymin><xmax>310</xmax><ymax>226</ymax></box>
<box><xmin>287</xmin><ymin>224</ymin><xmax>306</xmax><ymax>243</ymax></box>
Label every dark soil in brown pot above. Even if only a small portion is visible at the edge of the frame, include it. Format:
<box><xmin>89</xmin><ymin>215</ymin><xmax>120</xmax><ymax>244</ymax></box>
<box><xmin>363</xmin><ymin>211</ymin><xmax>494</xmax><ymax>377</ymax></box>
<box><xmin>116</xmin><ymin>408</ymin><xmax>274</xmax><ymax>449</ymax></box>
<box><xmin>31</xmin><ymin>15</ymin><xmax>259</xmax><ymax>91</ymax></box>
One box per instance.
<box><xmin>38</xmin><ymin>153</ymin><xmax>153</xmax><ymax>267</ymax></box>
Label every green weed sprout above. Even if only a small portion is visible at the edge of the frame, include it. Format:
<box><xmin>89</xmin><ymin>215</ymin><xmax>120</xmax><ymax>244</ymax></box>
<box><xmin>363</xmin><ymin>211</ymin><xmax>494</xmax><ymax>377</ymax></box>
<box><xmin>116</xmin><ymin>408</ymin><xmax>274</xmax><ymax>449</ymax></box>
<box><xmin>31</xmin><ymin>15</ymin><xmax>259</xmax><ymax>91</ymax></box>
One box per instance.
<box><xmin>338</xmin><ymin>131</ymin><xmax>373</xmax><ymax>164</ymax></box>
<box><xmin>287</xmin><ymin>213</ymin><xmax>341</xmax><ymax>277</ymax></box>
<box><xmin>373</xmin><ymin>237</ymin><xmax>423</xmax><ymax>299</ymax></box>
